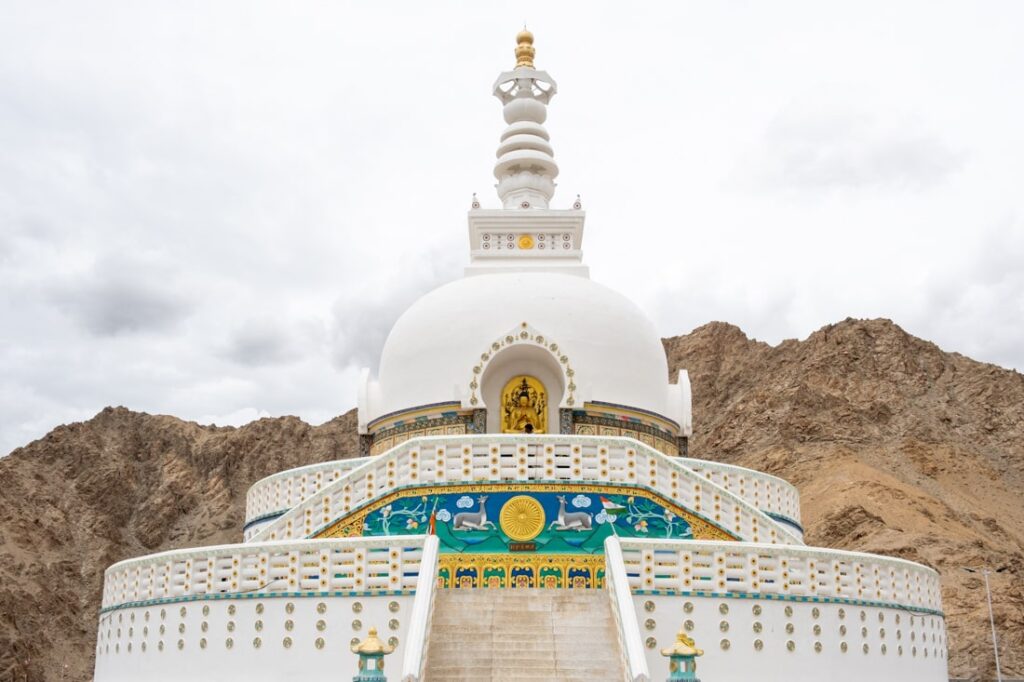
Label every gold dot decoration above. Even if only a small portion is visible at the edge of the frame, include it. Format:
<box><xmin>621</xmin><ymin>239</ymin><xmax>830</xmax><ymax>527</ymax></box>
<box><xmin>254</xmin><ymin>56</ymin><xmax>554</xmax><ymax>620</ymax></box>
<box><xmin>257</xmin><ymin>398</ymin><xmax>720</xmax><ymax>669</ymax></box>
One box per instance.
<box><xmin>719</xmin><ymin>603</ymin><xmax>729</xmax><ymax>615</ymax></box>
<box><xmin>644</xmin><ymin>618</ymin><xmax>656</xmax><ymax>631</ymax></box>
<box><xmin>754</xmin><ymin>639</ymin><xmax>763</xmax><ymax>651</ymax></box>
<box><xmin>317</xmin><ymin>620</ymin><xmax>327</xmax><ymax>632</ymax></box>
<box><xmin>645</xmin><ymin>637</ymin><xmax>657</xmax><ymax>649</ymax></box>
<box><xmin>352</xmin><ymin>619</ymin><xmax>362</xmax><ymax>631</ymax></box>
<box><xmin>317</xmin><ymin>603</ymin><xmax>327</xmax><ymax>615</ymax></box>
<box><xmin>286</xmin><ymin>603</ymin><xmax>295</xmax><ymax>615</ymax></box>
<box><xmin>253</xmin><ymin>637</ymin><xmax>262</xmax><ymax>649</ymax></box>
<box><xmin>316</xmin><ymin>637</ymin><xmax>325</xmax><ymax>650</ymax></box>
<box><xmin>226</xmin><ymin>638</ymin><xmax>234</xmax><ymax>650</ymax></box>
<box><xmin>388</xmin><ymin>601</ymin><xmax>400</xmax><ymax>613</ymax></box>
<box><xmin>517</xmin><ymin>234</ymin><xmax>535</xmax><ymax>250</ymax></box>
<box><xmin>644</xmin><ymin>601</ymin><xmax>655</xmax><ymax>613</ymax></box>
<box><xmin>684</xmin><ymin>602</ymin><xmax>694</xmax><ymax>614</ymax></box>
<box><xmin>388</xmin><ymin>636</ymin><xmax>399</xmax><ymax>648</ymax></box>
<box><xmin>353</xmin><ymin>602</ymin><xmax>363</xmax><ymax>613</ymax></box>
<box><xmin>499</xmin><ymin>496</ymin><xmax>546</xmax><ymax>541</ymax></box>
<box><xmin>389</xmin><ymin>619</ymin><xmax>400</xmax><ymax>631</ymax></box>
<box><xmin>283</xmin><ymin>637</ymin><xmax>292</xmax><ymax>649</ymax></box>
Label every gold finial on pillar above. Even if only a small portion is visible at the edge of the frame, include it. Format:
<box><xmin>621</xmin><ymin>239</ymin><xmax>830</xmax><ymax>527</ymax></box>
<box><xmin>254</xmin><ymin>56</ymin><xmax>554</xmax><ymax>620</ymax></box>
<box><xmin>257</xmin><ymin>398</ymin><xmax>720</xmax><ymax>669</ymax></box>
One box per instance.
<box><xmin>515</xmin><ymin>27</ymin><xmax>535</xmax><ymax>68</ymax></box>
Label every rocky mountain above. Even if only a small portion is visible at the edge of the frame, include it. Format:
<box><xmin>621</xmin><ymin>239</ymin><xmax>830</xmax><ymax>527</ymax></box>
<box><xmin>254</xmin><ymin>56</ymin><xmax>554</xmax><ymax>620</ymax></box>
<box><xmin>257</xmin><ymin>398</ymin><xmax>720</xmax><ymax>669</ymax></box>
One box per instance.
<box><xmin>1</xmin><ymin>318</ymin><xmax>1021</xmax><ymax>681</ymax></box>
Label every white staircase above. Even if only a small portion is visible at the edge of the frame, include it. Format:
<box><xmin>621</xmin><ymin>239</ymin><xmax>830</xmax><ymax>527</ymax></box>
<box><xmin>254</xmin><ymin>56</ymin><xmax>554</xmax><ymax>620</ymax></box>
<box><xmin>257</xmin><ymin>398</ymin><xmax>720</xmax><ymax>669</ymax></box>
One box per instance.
<box><xmin>422</xmin><ymin>588</ymin><xmax>626</xmax><ymax>681</ymax></box>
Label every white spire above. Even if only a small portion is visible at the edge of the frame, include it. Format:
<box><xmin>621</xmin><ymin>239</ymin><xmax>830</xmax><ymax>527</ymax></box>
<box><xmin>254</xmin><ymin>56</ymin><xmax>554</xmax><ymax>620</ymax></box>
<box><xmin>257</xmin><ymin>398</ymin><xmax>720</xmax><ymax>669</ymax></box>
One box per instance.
<box><xmin>492</xmin><ymin>29</ymin><xmax>559</xmax><ymax>210</ymax></box>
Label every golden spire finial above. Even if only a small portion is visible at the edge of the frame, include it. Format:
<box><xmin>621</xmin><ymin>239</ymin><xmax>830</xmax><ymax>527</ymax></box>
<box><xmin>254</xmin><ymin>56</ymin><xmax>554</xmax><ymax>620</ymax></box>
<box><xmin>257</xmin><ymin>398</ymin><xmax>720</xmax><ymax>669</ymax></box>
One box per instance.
<box><xmin>515</xmin><ymin>26</ymin><xmax>535</xmax><ymax>68</ymax></box>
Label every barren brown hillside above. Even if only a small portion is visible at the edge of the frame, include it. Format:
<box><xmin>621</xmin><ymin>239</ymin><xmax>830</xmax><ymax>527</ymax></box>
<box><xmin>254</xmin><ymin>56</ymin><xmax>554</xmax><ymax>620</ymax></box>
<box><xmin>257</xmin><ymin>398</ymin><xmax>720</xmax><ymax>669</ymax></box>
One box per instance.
<box><xmin>665</xmin><ymin>318</ymin><xmax>1024</xmax><ymax>680</ymax></box>
<box><xmin>1</xmin><ymin>317</ymin><xmax>1021</xmax><ymax>681</ymax></box>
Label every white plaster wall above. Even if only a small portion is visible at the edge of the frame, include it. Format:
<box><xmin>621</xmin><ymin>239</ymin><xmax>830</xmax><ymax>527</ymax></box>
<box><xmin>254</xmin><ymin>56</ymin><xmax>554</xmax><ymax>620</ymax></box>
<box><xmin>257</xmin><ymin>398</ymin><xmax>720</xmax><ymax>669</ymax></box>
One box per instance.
<box><xmin>94</xmin><ymin>594</ymin><xmax>414</xmax><ymax>682</ymax></box>
<box><xmin>634</xmin><ymin>594</ymin><xmax>948</xmax><ymax>682</ymax></box>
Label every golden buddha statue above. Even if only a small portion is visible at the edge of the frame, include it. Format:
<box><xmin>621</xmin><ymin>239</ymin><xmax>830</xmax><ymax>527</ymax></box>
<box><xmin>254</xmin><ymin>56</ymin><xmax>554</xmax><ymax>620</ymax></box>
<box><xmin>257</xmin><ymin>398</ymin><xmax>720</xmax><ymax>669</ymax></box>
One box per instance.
<box><xmin>501</xmin><ymin>376</ymin><xmax>547</xmax><ymax>434</ymax></box>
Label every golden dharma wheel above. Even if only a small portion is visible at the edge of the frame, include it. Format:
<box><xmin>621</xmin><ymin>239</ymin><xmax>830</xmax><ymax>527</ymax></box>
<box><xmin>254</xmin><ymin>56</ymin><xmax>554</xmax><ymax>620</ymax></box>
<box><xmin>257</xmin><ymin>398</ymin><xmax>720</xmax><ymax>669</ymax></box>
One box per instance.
<box><xmin>499</xmin><ymin>496</ymin><xmax>546</xmax><ymax>541</ymax></box>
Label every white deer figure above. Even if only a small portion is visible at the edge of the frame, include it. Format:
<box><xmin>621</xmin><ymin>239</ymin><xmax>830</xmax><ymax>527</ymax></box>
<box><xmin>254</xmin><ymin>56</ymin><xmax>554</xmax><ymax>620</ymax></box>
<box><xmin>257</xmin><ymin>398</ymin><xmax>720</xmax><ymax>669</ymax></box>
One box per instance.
<box><xmin>548</xmin><ymin>495</ymin><xmax>593</xmax><ymax>531</ymax></box>
<box><xmin>452</xmin><ymin>495</ymin><xmax>496</xmax><ymax>531</ymax></box>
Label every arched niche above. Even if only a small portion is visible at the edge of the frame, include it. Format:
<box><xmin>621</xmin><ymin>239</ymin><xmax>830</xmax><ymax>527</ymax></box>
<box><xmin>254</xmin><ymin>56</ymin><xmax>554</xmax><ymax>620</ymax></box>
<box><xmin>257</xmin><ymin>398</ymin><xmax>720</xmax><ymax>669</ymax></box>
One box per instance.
<box><xmin>479</xmin><ymin>343</ymin><xmax>566</xmax><ymax>434</ymax></box>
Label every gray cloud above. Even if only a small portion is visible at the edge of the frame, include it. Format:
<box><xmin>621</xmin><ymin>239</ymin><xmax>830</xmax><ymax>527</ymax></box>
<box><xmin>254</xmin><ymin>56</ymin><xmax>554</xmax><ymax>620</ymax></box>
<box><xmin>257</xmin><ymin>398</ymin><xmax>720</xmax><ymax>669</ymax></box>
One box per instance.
<box><xmin>743</xmin><ymin>103</ymin><xmax>966</xmax><ymax>192</ymax></box>
<box><xmin>49</xmin><ymin>260</ymin><xmax>192</xmax><ymax>336</ymax></box>
<box><xmin>222</xmin><ymin>319</ymin><xmax>304</xmax><ymax>367</ymax></box>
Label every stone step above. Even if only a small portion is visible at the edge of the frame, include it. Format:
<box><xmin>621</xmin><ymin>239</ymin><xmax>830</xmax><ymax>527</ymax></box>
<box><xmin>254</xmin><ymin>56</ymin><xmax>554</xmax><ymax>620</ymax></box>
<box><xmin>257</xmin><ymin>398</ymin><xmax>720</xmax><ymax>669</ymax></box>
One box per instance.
<box><xmin>423</xmin><ymin>589</ymin><xmax>625</xmax><ymax>681</ymax></box>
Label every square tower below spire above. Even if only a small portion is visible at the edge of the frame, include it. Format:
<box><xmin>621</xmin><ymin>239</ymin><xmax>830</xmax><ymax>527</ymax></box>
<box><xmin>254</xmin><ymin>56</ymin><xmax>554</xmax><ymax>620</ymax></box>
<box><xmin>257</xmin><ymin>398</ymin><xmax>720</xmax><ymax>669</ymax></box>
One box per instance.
<box><xmin>465</xmin><ymin>207</ymin><xmax>588</xmax><ymax>277</ymax></box>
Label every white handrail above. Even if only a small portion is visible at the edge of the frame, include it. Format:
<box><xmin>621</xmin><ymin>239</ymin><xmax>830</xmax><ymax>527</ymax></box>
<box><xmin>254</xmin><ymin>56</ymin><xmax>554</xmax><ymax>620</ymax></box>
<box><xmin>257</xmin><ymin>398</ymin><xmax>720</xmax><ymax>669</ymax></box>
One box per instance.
<box><xmin>400</xmin><ymin>534</ymin><xmax>440</xmax><ymax>682</ymax></box>
<box><xmin>605</xmin><ymin>536</ymin><xmax>651</xmax><ymax>682</ymax></box>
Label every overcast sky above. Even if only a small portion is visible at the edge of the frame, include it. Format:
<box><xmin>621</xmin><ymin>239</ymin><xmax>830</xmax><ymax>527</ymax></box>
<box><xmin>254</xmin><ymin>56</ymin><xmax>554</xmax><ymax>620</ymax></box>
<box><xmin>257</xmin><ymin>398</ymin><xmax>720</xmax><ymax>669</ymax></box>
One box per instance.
<box><xmin>2</xmin><ymin>1</ymin><xmax>1022</xmax><ymax>455</ymax></box>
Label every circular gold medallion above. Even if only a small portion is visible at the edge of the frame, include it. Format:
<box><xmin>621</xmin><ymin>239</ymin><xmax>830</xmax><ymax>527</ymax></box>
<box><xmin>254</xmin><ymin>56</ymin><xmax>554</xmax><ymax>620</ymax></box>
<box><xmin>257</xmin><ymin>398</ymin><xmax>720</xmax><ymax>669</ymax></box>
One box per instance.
<box><xmin>499</xmin><ymin>495</ymin><xmax>545</xmax><ymax>541</ymax></box>
<box><xmin>517</xmin><ymin>234</ymin><xmax>535</xmax><ymax>249</ymax></box>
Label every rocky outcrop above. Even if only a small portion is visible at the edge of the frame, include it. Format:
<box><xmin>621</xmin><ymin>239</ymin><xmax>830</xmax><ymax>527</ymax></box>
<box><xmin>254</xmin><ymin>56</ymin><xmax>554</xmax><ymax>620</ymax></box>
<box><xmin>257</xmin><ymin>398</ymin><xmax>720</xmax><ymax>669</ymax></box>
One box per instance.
<box><xmin>1</xmin><ymin>317</ymin><xmax>1021</xmax><ymax>680</ymax></box>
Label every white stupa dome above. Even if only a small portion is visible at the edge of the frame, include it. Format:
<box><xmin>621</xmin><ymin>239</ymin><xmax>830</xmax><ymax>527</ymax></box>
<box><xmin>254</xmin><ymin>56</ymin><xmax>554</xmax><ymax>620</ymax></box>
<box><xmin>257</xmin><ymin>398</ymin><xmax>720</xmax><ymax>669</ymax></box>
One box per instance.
<box><xmin>363</xmin><ymin>270</ymin><xmax>679</xmax><ymax>429</ymax></box>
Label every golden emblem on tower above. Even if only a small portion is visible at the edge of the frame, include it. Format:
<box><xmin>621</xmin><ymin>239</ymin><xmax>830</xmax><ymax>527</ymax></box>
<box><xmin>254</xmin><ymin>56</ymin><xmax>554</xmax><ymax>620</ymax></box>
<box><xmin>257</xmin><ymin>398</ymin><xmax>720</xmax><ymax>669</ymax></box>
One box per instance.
<box><xmin>501</xmin><ymin>375</ymin><xmax>547</xmax><ymax>433</ymax></box>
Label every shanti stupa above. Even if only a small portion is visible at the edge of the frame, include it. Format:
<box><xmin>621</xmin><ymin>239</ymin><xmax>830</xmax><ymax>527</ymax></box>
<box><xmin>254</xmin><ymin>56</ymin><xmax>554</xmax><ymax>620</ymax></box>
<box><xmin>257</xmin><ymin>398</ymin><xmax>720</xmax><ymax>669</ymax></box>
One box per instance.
<box><xmin>93</xmin><ymin>30</ymin><xmax>949</xmax><ymax>682</ymax></box>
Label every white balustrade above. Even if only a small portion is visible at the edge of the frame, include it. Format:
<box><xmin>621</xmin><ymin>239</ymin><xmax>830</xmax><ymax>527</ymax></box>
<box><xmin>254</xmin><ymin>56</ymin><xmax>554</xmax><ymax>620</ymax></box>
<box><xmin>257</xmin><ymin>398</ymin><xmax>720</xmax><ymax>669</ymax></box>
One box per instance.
<box><xmin>245</xmin><ymin>456</ymin><xmax>371</xmax><ymax>527</ymax></box>
<box><xmin>249</xmin><ymin>435</ymin><xmax>804</xmax><ymax>546</ymax></box>
<box><xmin>605</xmin><ymin>536</ymin><xmax>652</xmax><ymax>682</ymax></box>
<box><xmin>246</xmin><ymin>449</ymin><xmax>804</xmax><ymax>538</ymax></box>
<box><xmin>618</xmin><ymin>538</ymin><xmax>942</xmax><ymax>613</ymax></box>
<box><xmin>101</xmin><ymin>536</ymin><xmax>426</xmax><ymax>611</ymax></box>
<box><xmin>680</xmin><ymin>458</ymin><xmax>802</xmax><ymax>527</ymax></box>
